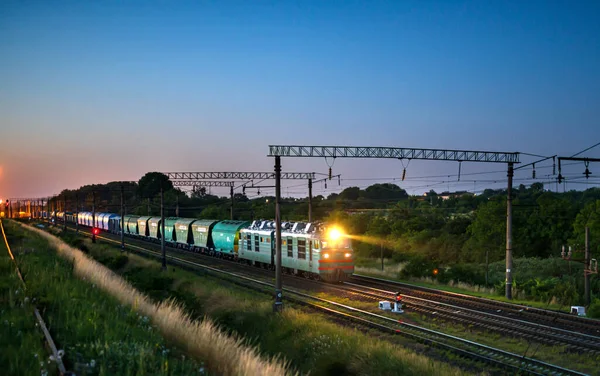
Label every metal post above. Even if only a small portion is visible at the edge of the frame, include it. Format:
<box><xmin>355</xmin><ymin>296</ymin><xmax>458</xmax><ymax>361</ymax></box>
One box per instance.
<box><xmin>308</xmin><ymin>178</ymin><xmax>313</xmax><ymax>222</ymax></box>
<box><xmin>63</xmin><ymin>195</ymin><xmax>67</xmax><ymax>231</ymax></box>
<box><xmin>75</xmin><ymin>194</ymin><xmax>79</xmax><ymax>233</ymax></box>
<box><xmin>120</xmin><ymin>184</ymin><xmax>125</xmax><ymax>252</ymax></box>
<box><xmin>161</xmin><ymin>186</ymin><xmax>166</xmax><ymax>270</ymax></box>
<box><xmin>47</xmin><ymin>197</ymin><xmax>50</xmax><ymax>223</ymax></box>
<box><xmin>92</xmin><ymin>192</ymin><xmax>96</xmax><ymax>243</ymax></box>
<box><xmin>381</xmin><ymin>241</ymin><xmax>384</xmax><ymax>271</ymax></box>
<box><xmin>585</xmin><ymin>227</ymin><xmax>590</xmax><ymax>306</ymax></box>
<box><xmin>505</xmin><ymin>162</ymin><xmax>514</xmax><ymax>300</ymax></box>
<box><xmin>485</xmin><ymin>249</ymin><xmax>489</xmax><ymax>287</ymax></box>
<box><xmin>274</xmin><ymin>156</ymin><xmax>283</xmax><ymax>312</ymax></box>
<box><xmin>176</xmin><ymin>194</ymin><xmax>179</xmax><ymax>217</ymax></box>
<box><xmin>230</xmin><ymin>185</ymin><xmax>234</xmax><ymax>220</ymax></box>
<box><xmin>53</xmin><ymin>199</ymin><xmax>57</xmax><ymax>225</ymax></box>
<box><xmin>18</xmin><ymin>200</ymin><xmax>21</xmax><ymax>217</ymax></box>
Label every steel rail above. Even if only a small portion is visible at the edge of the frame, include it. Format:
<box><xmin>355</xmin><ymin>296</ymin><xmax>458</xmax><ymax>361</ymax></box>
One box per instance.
<box><xmin>352</xmin><ymin>274</ymin><xmax>600</xmax><ymax>333</ymax></box>
<box><xmin>1</xmin><ymin>220</ymin><xmax>67</xmax><ymax>376</ymax></box>
<box><xmin>77</xmin><ymin>229</ymin><xmax>586</xmax><ymax>376</ymax></box>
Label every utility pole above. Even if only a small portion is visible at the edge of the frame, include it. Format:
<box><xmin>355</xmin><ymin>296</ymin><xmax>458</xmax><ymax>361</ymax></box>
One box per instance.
<box><xmin>308</xmin><ymin>178</ymin><xmax>313</xmax><ymax>222</ymax></box>
<box><xmin>230</xmin><ymin>186</ymin><xmax>234</xmax><ymax>220</ymax></box>
<box><xmin>75</xmin><ymin>194</ymin><xmax>79</xmax><ymax>233</ymax></box>
<box><xmin>63</xmin><ymin>195</ymin><xmax>67</xmax><ymax>231</ymax></box>
<box><xmin>53</xmin><ymin>198</ymin><xmax>57</xmax><ymax>225</ymax></box>
<box><xmin>46</xmin><ymin>197</ymin><xmax>50</xmax><ymax>224</ymax></box>
<box><xmin>505</xmin><ymin>162</ymin><xmax>514</xmax><ymax>300</ymax></box>
<box><xmin>161</xmin><ymin>185</ymin><xmax>166</xmax><ymax>271</ymax></box>
<box><xmin>274</xmin><ymin>156</ymin><xmax>283</xmax><ymax>312</ymax></box>
<box><xmin>585</xmin><ymin>227</ymin><xmax>590</xmax><ymax>306</ymax></box>
<box><xmin>92</xmin><ymin>192</ymin><xmax>96</xmax><ymax>243</ymax></box>
<box><xmin>381</xmin><ymin>241</ymin><xmax>384</xmax><ymax>271</ymax></box>
<box><xmin>120</xmin><ymin>184</ymin><xmax>125</xmax><ymax>252</ymax></box>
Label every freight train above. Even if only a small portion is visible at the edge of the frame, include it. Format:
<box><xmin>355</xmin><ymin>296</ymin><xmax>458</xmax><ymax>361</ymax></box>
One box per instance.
<box><xmin>50</xmin><ymin>211</ymin><xmax>354</xmax><ymax>282</ymax></box>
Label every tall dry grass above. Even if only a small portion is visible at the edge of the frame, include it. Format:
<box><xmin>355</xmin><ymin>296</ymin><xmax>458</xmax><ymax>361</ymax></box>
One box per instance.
<box><xmin>17</xmin><ymin>222</ymin><xmax>291</xmax><ymax>376</ymax></box>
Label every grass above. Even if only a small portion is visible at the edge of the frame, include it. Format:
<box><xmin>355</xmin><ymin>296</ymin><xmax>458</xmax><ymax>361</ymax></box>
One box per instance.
<box><xmin>7</xmin><ymin>220</ymin><xmax>289</xmax><ymax>376</ymax></box>
<box><xmin>47</xmin><ymin>224</ymin><xmax>471</xmax><ymax>376</ymax></box>
<box><xmin>0</xmin><ymin>225</ymin><xmax>55</xmax><ymax>376</ymax></box>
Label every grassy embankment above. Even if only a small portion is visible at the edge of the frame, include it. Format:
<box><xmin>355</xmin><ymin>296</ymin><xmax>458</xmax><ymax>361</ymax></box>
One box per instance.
<box><xmin>32</xmin><ymin>221</ymin><xmax>470</xmax><ymax>376</ymax></box>
<box><xmin>3</xmin><ymin>220</ymin><xmax>289</xmax><ymax>376</ymax></box>
<box><xmin>0</xmin><ymin>223</ymin><xmax>54</xmax><ymax>376</ymax></box>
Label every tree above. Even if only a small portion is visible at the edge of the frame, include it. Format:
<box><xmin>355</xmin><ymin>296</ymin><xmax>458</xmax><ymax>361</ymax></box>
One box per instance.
<box><xmin>138</xmin><ymin>172</ymin><xmax>173</xmax><ymax>199</ymax></box>
<box><xmin>339</xmin><ymin>187</ymin><xmax>361</xmax><ymax>201</ymax></box>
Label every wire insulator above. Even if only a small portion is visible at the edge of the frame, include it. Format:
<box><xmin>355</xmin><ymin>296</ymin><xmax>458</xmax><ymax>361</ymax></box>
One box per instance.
<box><xmin>329</xmin><ymin>167</ymin><xmax>332</xmax><ymax>180</ymax></box>
<box><xmin>402</xmin><ymin>168</ymin><xmax>406</xmax><ymax>181</ymax></box>
<box><xmin>532</xmin><ymin>163</ymin><xmax>536</xmax><ymax>179</ymax></box>
<box><xmin>338</xmin><ymin>176</ymin><xmax>341</xmax><ymax>185</ymax></box>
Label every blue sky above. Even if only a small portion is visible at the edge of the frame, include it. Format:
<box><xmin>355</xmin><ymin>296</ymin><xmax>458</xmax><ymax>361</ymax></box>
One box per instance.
<box><xmin>1</xmin><ymin>0</ymin><xmax>599</xmax><ymax>198</ymax></box>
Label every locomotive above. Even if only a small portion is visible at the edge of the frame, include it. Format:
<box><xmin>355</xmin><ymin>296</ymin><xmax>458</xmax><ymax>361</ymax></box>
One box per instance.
<box><xmin>54</xmin><ymin>211</ymin><xmax>354</xmax><ymax>282</ymax></box>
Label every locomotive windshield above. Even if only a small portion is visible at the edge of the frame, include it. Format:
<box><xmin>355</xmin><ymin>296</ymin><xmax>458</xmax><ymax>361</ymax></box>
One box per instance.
<box><xmin>321</xmin><ymin>237</ymin><xmax>351</xmax><ymax>249</ymax></box>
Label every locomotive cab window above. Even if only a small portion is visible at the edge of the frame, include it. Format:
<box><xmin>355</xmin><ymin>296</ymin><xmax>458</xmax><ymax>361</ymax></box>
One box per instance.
<box><xmin>287</xmin><ymin>237</ymin><xmax>293</xmax><ymax>257</ymax></box>
<box><xmin>298</xmin><ymin>239</ymin><xmax>306</xmax><ymax>260</ymax></box>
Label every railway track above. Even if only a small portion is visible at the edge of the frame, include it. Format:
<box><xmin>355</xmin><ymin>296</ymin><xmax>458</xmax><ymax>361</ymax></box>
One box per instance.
<box><xmin>351</xmin><ymin>274</ymin><xmax>600</xmax><ymax>337</ymax></box>
<box><xmin>339</xmin><ymin>282</ymin><xmax>600</xmax><ymax>354</ymax></box>
<box><xmin>1</xmin><ymin>220</ymin><xmax>68</xmax><ymax>376</ymax></box>
<box><xmin>41</xmin><ymin>221</ymin><xmax>600</xmax><ymax>366</ymax></box>
<box><xmin>82</xmin><ymin>229</ymin><xmax>587</xmax><ymax>376</ymax></box>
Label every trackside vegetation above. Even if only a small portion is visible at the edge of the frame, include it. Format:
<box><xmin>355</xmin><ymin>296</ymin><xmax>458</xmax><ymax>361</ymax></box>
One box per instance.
<box><xmin>6</xmin><ymin>220</ymin><xmax>289</xmax><ymax>376</ymax></box>
<box><xmin>43</xmin><ymin>224</ymin><xmax>470</xmax><ymax>376</ymax></box>
<box><xmin>0</xmin><ymin>224</ymin><xmax>52</xmax><ymax>376</ymax></box>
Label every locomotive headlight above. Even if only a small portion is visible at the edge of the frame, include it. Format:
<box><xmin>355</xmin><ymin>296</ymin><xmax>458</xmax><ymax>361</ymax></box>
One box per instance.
<box><xmin>344</xmin><ymin>253</ymin><xmax>351</xmax><ymax>258</ymax></box>
<box><xmin>327</xmin><ymin>227</ymin><xmax>343</xmax><ymax>241</ymax></box>
<box><xmin>323</xmin><ymin>253</ymin><xmax>330</xmax><ymax>259</ymax></box>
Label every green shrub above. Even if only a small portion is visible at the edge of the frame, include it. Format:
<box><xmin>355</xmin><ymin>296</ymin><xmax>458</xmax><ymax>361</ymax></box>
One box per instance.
<box><xmin>587</xmin><ymin>298</ymin><xmax>600</xmax><ymax>319</ymax></box>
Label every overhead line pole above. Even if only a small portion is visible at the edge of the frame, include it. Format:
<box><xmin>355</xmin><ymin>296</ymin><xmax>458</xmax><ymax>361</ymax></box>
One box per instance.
<box><xmin>268</xmin><ymin>145</ymin><xmax>520</xmax><ymax>302</ymax></box>
<box><xmin>121</xmin><ymin>184</ymin><xmax>125</xmax><ymax>252</ymax></box>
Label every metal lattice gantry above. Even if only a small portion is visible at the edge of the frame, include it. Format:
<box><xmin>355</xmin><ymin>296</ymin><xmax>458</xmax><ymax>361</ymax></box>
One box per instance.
<box><xmin>268</xmin><ymin>145</ymin><xmax>520</xmax><ymax>163</ymax></box>
<box><xmin>165</xmin><ymin>171</ymin><xmax>318</xmax><ymax>221</ymax></box>
<box><xmin>171</xmin><ymin>181</ymin><xmax>234</xmax><ymax>187</ymax></box>
<box><xmin>267</xmin><ymin>145</ymin><xmax>522</xmax><ymax>312</ymax></box>
<box><xmin>166</xmin><ymin>171</ymin><xmax>316</xmax><ymax>180</ymax></box>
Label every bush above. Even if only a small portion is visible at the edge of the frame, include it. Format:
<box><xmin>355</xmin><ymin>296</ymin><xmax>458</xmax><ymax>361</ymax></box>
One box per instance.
<box><xmin>400</xmin><ymin>255</ymin><xmax>438</xmax><ymax>279</ymax></box>
<box><xmin>587</xmin><ymin>298</ymin><xmax>600</xmax><ymax>319</ymax></box>
<box><xmin>445</xmin><ymin>263</ymin><xmax>486</xmax><ymax>286</ymax></box>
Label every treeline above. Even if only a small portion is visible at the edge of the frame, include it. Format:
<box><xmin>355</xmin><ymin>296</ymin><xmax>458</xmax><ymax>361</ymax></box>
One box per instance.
<box><xmin>57</xmin><ymin>173</ymin><xmax>600</xmax><ymax>306</ymax></box>
<box><xmin>60</xmin><ymin>173</ymin><xmax>600</xmax><ymax>265</ymax></box>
